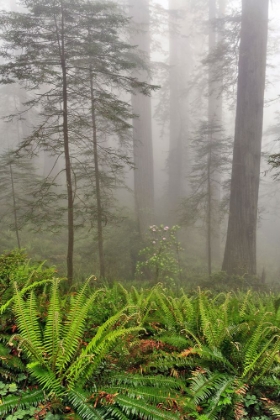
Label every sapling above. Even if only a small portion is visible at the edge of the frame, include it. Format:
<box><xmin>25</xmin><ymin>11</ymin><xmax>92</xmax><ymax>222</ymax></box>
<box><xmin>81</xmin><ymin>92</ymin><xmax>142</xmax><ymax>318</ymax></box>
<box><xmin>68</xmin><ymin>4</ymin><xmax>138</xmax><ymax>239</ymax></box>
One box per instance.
<box><xmin>136</xmin><ymin>224</ymin><xmax>182</xmax><ymax>285</ymax></box>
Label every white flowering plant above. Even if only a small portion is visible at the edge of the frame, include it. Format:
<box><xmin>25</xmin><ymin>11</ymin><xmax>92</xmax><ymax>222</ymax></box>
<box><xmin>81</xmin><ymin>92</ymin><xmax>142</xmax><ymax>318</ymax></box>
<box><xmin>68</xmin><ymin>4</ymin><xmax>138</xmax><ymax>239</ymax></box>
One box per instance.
<box><xmin>136</xmin><ymin>225</ymin><xmax>183</xmax><ymax>284</ymax></box>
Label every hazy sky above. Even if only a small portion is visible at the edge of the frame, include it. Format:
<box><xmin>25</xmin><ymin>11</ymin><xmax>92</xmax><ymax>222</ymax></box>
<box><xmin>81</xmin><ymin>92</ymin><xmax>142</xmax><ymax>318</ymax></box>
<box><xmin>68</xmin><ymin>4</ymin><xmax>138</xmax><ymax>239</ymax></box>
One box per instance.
<box><xmin>155</xmin><ymin>0</ymin><xmax>280</xmax><ymax>18</ymax></box>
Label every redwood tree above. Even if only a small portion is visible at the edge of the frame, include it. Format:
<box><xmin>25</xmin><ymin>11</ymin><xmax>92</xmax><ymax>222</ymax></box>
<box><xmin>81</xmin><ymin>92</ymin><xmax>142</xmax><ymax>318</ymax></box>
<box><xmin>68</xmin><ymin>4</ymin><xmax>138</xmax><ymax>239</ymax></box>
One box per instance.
<box><xmin>222</xmin><ymin>0</ymin><xmax>269</xmax><ymax>275</ymax></box>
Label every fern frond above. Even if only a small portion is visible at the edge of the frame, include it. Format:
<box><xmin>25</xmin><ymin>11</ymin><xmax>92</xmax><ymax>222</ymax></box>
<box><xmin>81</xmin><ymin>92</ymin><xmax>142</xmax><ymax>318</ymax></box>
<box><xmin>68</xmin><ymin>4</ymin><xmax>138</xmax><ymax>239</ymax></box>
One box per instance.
<box><xmin>44</xmin><ymin>278</ymin><xmax>62</xmax><ymax>370</ymax></box>
<box><xmin>207</xmin><ymin>376</ymin><xmax>236</xmax><ymax>418</ymax></box>
<box><xmin>114</xmin><ymin>283</ymin><xmax>131</xmax><ymax>306</ymax></box>
<box><xmin>179</xmin><ymin>291</ymin><xmax>196</xmax><ymax>326</ymax></box>
<box><xmin>81</xmin><ymin>306</ymin><xmax>132</xmax><ymax>353</ymax></box>
<box><xmin>108</xmin><ymin>385</ymin><xmax>181</xmax><ymax>406</ymax></box>
<box><xmin>191</xmin><ymin>371</ymin><xmax>229</xmax><ymax>405</ymax></box>
<box><xmin>130</xmin><ymin>286</ymin><xmax>141</xmax><ymax>305</ymax></box>
<box><xmin>153</xmin><ymin>290</ymin><xmax>177</xmax><ymax>330</ymax></box>
<box><xmin>0</xmin><ymin>279</ymin><xmax>54</xmax><ymax>314</ymax></box>
<box><xmin>197</xmin><ymin>345</ymin><xmax>236</xmax><ymax>373</ymax></box>
<box><xmin>267</xmin><ymin>403</ymin><xmax>280</xmax><ymax>419</ymax></box>
<box><xmin>67</xmin><ymin>389</ymin><xmax>104</xmax><ymax>420</ymax></box>
<box><xmin>56</xmin><ymin>286</ymin><xmax>103</xmax><ymax>373</ymax></box>
<box><xmin>109</xmin><ymin>373</ymin><xmax>186</xmax><ymax>391</ymax></box>
<box><xmin>11</xmin><ymin>287</ymin><xmax>44</xmax><ymax>363</ymax></box>
<box><xmin>68</xmin><ymin>326</ymin><xmax>143</xmax><ymax>387</ymax></box>
<box><xmin>116</xmin><ymin>394</ymin><xmax>180</xmax><ymax>420</ymax></box>
<box><xmin>243</xmin><ymin>317</ymin><xmax>279</xmax><ymax>378</ymax></box>
<box><xmin>156</xmin><ymin>333</ymin><xmax>189</xmax><ymax>350</ymax></box>
<box><xmin>104</xmin><ymin>405</ymin><xmax>130</xmax><ymax>420</ymax></box>
<box><xmin>139</xmin><ymin>287</ymin><xmax>159</xmax><ymax>325</ymax></box>
<box><xmin>0</xmin><ymin>389</ymin><xmax>45</xmax><ymax>416</ymax></box>
<box><xmin>243</xmin><ymin>334</ymin><xmax>280</xmax><ymax>380</ymax></box>
<box><xmin>144</xmin><ymin>353</ymin><xmax>196</xmax><ymax>374</ymax></box>
<box><xmin>198</xmin><ymin>290</ymin><xmax>229</xmax><ymax>349</ymax></box>
<box><xmin>27</xmin><ymin>362</ymin><xmax>63</xmax><ymax>396</ymax></box>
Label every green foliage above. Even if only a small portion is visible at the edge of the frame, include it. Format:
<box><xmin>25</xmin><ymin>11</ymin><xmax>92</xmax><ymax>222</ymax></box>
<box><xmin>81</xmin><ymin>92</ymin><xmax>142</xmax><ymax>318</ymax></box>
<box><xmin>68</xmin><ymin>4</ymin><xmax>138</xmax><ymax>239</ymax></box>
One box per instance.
<box><xmin>0</xmin><ymin>249</ymin><xmax>56</xmax><ymax>306</ymax></box>
<box><xmin>180</xmin><ymin>122</ymin><xmax>231</xmax><ymax>234</ymax></box>
<box><xmin>0</xmin><ymin>250</ymin><xmax>26</xmax><ymax>282</ymax></box>
<box><xmin>1</xmin><ymin>255</ymin><xmax>280</xmax><ymax>419</ymax></box>
<box><xmin>0</xmin><ymin>389</ymin><xmax>44</xmax><ymax>419</ymax></box>
<box><xmin>0</xmin><ymin>151</ymin><xmax>41</xmax><ymax>248</ymax></box>
<box><xmin>4</xmin><ymin>278</ymin><xmax>184</xmax><ymax>419</ymax></box>
<box><xmin>136</xmin><ymin>288</ymin><xmax>280</xmax><ymax>419</ymax></box>
<box><xmin>136</xmin><ymin>225</ymin><xmax>183</xmax><ymax>285</ymax></box>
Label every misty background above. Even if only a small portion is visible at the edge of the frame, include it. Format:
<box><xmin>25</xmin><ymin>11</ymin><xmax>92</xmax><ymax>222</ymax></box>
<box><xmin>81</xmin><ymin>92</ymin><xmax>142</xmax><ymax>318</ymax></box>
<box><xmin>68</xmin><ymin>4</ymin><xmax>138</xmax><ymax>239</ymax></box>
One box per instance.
<box><xmin>0</xmin><ymin>0</ymin><xmax>278</xmax><ymax>286</ymax></box>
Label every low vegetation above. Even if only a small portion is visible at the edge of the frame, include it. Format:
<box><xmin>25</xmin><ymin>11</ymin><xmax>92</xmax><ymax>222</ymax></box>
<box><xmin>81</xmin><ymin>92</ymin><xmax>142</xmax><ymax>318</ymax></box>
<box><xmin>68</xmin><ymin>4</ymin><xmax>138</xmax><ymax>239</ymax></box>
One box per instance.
<box><xmin>0</xmin><ymin>250</ymin><xmax>279</xmax><ymax>419</ymax></box>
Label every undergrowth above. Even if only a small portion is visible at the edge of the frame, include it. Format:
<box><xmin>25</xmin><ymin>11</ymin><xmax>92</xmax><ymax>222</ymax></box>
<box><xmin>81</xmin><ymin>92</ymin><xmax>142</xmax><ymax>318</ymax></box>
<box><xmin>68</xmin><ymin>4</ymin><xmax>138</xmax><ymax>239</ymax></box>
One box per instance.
<box><xmin>0</xmin><ymin>251</ymin><xmax>279</xmax><ymax>419</ymax></box>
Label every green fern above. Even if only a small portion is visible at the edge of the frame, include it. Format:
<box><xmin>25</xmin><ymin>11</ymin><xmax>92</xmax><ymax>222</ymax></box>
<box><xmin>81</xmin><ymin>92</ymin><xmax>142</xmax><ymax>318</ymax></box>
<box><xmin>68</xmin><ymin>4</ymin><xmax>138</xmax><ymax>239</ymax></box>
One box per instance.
<box><xmin>267</xmin><ymin>403</ymin><xmax>280</xmax><ymax>419</ymax></box>
<box><xmin>67</xmin><ymin>389</ymin><xmax>105</xmax><ymax>420</ymax></box>
<box><xmin>7</xmin><ymin>279</ymin><xmax>189</xmax><ymax>419</ymax></box>
<box><xmin>115</xmin><ymin>394</ymin><xmax>180</xmax><ymax>420</ymax></box>
<box><xmin>56</xmin><ymin>281</ymin><xmax>104</xmax><ymax>374</ymax></box>
<box><xmin>44</xmin><ymin>278</ymin><xmax>62</xmax><ymax>371</ymax></box>
<box><xmin>0</xmin><ymin>389</ymin><xmax>45</xmax><ymax>417</ymax></box>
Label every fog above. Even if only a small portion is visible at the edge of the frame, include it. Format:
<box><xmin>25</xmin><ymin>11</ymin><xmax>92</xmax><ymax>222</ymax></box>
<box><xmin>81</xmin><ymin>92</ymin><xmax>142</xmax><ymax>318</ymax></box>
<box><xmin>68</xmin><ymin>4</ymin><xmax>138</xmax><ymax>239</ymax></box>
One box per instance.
<box><xmin>0</xmin><ymin>0</ymin><xmax>278</xmax><ymax>287</ymax></box>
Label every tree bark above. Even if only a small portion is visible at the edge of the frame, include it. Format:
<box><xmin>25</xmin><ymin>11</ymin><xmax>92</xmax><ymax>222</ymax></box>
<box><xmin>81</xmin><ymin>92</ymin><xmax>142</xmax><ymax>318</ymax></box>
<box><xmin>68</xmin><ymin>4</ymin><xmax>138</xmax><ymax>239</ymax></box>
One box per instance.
<box><xmin>222</xmin><ymin>0</ymin><xmax>269</xmax><ymax>275</ymax></box>
<box><xmin>9</xmin><ymin>163</ymin><xmax>21</xmax><ymax>249</ymax></box>
<box><xmin>129</xmin><ymin>0</ymin><xmax>154</xmax><ymax>238</ymax></box>
<box><xmin>207</xmin><ymin>0</ymin><xmax>217</xmax><ymax>269</ymax></box>
<box><xmin>207</xmin><ymin>141</ymin><xmax>212</xmax><ymax>277</ymax></box>
<box><xmin>55</xmin><ymin>3</ymin><xmax>74</xmax><ymax>283</ymax></box>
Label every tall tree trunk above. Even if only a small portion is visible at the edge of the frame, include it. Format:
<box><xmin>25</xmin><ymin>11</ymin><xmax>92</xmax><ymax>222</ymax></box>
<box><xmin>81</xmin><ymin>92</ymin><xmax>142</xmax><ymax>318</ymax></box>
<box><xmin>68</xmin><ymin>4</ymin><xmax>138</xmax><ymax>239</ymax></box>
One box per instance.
<box><xmin>55</xmin><ymin>4</ymin><xmax>74</xmax><ymax>283</ymax></box>
<box><xmin>207</xmin><ymin>141</ymin><xmax>212</xmax><ymax>277</ymax></box>
<box><xmin>129</xmin><ymin>0</ymin><xmax>154</xmax><ymax>238</ymax></box>
<box><xmin>89</xmin><ymin>67</ymin><xmax>105</xmax><ymax>279</ymax></box>
<box><xmin>9</xmin><ymin>163</ymin><xmax>21</xmax><ymax>249</ymax></box>
<box><xmin>168</xmin><ymin>0</ymin><xmax>191</xmax><ymax>225</ymax></box>
<box><xmin>213</xmin><ymin>0</ymin><xmax>226</xmax><ymax>262</ymax></box>
<box><xmin>208</xmin><ymin>0</ymin><xmax>223</xmax><ymax>266</ymax></box>
<box><xmin>222</xmin><ymin>0</ymin><xmax>269</xmax><ymax>275</ymax></box>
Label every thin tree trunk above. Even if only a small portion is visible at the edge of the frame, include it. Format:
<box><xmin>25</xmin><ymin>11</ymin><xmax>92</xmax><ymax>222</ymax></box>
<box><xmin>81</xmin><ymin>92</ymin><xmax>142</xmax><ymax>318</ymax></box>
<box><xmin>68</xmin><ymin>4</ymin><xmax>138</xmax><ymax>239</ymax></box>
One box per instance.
<box><xmin>129</xmin><ymin>0</ymin><xmax>154</xmax><ymax>238</ymax></box>
<box><xmin>214</xmin><ymin>0</ymin><xmax>226</xmax><ymax>260</ymax></box>
<box><xmin>89</xmin><ymin>67</ymin><xmax>105</xmax><ymax>279</ymax></box>
<box><xmin>207</xmin><ymin>143</ymin><xmax>212</xmax><ymax>277</ymax></box>
<box><xmin>222</xmin><ymin>0</ymin><xmax>269</xmax><ymax>275</ymax></box>
<box><xmin>9</xmin><ymin>163</ymin><xmax>21</xmax><ymax>249</ymax></box>
<box><xmin>208</xmin><ymin>0</ymin><xmax>221</xmax><ymax>264</ymax></box>
<box><xmin>55</xmin><ymin>3</ymin><xmax>74</xmax><ymax>283</ymax></box>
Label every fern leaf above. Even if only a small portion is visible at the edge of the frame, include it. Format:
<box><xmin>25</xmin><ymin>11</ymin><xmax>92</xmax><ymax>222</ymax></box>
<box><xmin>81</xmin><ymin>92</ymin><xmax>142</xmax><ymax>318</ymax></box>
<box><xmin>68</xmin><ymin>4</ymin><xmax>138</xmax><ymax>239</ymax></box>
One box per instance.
<box><xmin>104</xmin><ymin>405</ymin><xmax>130</xmax><ymax>420</ymax></box>
<box><xmin>68</xmin><ymin>326</ymin><xmax>143</xmax><ymax>387</ymax></box>
<box><xmin>207</xmin><ymin>376</ymin><xmax>236</xmax><ymax>418</ymax></box>
<box><xmin>109</xmin><ymin>373</ymin><xmax>186</xmax><ymax>391</ymax></box>
<box><xmin>27</xmin><ymin>362</ymin><xmax>63</xmax><ymax>396</ymax></box>
<box><xmin>43</xmin><ymin>278</ymin><xmax>62</xmax><ymax>370</ymax></box>
<box><xmin>56</xmin><ymin>286</ymin><xmax>103</xmax><ymax>373</ymax></box>
<box><xmin>116</xmin><ymin>394</ymin><xmax>180</xmax><ymax>420</ymax></box>
<box><xmin>0</xmin><ymin>279</ymin><xmax>54</xmax><ymax>314</ymax></box>
<box><xmin>67</xmin><ymin>389</ymin><xmax>104</xmax><ymax>420</ymax></box>
<box><xmin>267</xmin><ymin>403</ymin><xmax>280</xmax><ymax>419</ymax></box>
<box><xmin>12</xmin><ymin>287</ymin><xmax>43</xmax><ymax>363</ymax></box>
<box><xmin>81</xmin><ymin>306</ymin><xmax>132</xmax><ymax>353</ymax></box>
<box><xmin>243</xmin><ymin>334</ymin><xmax>280</xmax><ymax>380</ymax></box>
<box><xmin>191</xmin><ymin>371</ymin><xmax>228</xmax><ymax>405</ymax></box>
<box><xmin>0</xmin><ymin>389</ymin><xmax>44</xmax><ymax>416</ymax></box>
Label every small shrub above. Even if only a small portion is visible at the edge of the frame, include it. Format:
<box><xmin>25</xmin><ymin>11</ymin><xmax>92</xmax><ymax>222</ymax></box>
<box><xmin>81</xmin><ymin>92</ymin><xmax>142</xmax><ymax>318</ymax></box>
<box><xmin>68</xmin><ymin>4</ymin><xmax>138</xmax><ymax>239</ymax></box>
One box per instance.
<box><xmin>136</xmin><ymin>225</ymin><xmax>183</xmax><ymax>285</ymax></box>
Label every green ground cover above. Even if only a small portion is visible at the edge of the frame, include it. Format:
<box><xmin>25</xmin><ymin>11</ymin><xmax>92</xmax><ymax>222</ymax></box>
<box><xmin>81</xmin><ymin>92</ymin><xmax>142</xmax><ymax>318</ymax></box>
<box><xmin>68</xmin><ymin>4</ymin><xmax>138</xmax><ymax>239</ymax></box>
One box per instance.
<box><xmin>0</xmin><ymin>251</ymin><xmax>279</xmax><ymax>419</ymax></box>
